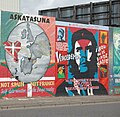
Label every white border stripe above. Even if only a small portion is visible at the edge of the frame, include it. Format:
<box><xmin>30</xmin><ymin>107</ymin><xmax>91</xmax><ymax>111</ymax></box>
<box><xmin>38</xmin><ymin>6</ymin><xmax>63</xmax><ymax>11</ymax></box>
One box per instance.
<box><xmin>40</xmin><ymin>77</ymin><xmax>55</xmax><ymax>81</ymax></box>
<box><xmin>0</xmin><ymin>78</ymin><xmax>17</xmax><ymax>82</ymax></box>
<box><xmin>0</xmin><ymin>77</ymin><xmax>55</xmax><ymax>82</ymax></box>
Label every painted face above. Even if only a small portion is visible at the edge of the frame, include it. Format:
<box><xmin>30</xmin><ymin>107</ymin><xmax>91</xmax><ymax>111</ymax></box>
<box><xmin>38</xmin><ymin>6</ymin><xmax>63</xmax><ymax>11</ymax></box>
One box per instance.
<box><xmin>74</xmin><ymin>39</ymin><xmax>93</xmax><ymax>72</ymax></box>
<box><xmin>58</xmin><ymin>28</ymin><xmax>64</xmax><ymax>41</ymax></box>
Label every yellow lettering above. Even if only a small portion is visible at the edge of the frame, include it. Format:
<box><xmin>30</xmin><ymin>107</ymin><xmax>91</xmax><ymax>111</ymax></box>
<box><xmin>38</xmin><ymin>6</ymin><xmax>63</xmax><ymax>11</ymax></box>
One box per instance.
<box><xmin>31</xmin><ymin>82</ymin><xmax>39</xmax><ymax>86</ymax></box>
<box><xmin>41</xmin><ymin>81</ymin><xmax>54</xmax><ymax>86</ymax></box>
<box><xmin>11</xmin><ymin>82</ymin><xmax>24</xmax><ymax>87</ymax></box>
<box><xmin>0</xmin><ymin>82</ymin><xmax>10</xmax><ymax>87</ymax></box>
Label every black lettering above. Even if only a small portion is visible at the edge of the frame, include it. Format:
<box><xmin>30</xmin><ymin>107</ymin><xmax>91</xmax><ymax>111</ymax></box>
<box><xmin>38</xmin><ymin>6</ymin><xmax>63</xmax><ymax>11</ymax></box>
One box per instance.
<box><xmin>22</xmin><ymin>16</ymin><xmax>26</xmax><ymax>21</ymax></box>
<box><xmin>34</xmin><ymin>17</ymin><xmax>37</xmax><ymax>22</ymax></box>
<box><xmin>46</xmin><ymin>19</ymin><xmax>50</xmax><ymax>23</ymax></box>
<box><xmin>37</xmin><ymin>17</ymin><xmax>41</xmax><ymax>22</ymax></box>
<box><xmin>26</xmin><ymin>16</ymin><xmax>30</xmax><ymax>21</ymax></box>
<box><xmin>30</xmin><ymin>16</ymin><xmax>33</xmax><ymax>22</ymax></box>
<box><xmin>42</xmin><ymin>18</ymin><xmax>46</xmax><ymax>23</ymax></box>
<box><xmin>9</xmin><ymin>14</ymin><xmax>50</xmax><ymax>23</ymax></box>
<box><xmin>10</xmin><ymin>14</ymin><xmax>14</xmax><ymax>19</ymax></box>
<box><xmin>17</xmin><ymin>14</ymin><xmax>22</xmax><ymax>20</ymax></box>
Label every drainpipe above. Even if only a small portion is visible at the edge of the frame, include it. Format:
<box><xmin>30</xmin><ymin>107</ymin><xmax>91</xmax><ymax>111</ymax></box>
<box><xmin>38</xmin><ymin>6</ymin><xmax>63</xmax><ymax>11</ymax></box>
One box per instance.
<box><xmin>90</xmin><ymin>2</ymin><xmax>93</xmax><ymax>24</ymax></box>
<box><xmin>109</xmin><ymin>0</ymin><xmax>112</xmax><ymax>26</ymax></box>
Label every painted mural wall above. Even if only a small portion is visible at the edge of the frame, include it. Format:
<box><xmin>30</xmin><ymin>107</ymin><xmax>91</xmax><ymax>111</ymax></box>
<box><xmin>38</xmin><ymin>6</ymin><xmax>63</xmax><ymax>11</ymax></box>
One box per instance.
<box><xmin>0</xmin><ymin>11</ymin><xmax>120</xmax><ymax>98</ymax></box>
<box><xmin>0</xmin><ymin>11</ymin><xmax>55</xmax><ymax>98</ymax></box>
<box><xmin>55</xmin><ymin>21</ymin><xmax>109</xmax><ymax>96</ymax></box>
<box><xmin>109</xmin><ymin>27</ymin><xmax>120</xmax><ymax>95</ymax></box>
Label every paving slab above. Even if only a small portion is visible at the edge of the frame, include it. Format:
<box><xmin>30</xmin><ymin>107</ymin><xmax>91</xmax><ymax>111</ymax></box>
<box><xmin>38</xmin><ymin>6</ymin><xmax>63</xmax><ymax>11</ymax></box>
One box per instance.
<box><xmin>0</xmin><ymin>96</ymin><xmax>120</xmax><ymax>109</ymax></box>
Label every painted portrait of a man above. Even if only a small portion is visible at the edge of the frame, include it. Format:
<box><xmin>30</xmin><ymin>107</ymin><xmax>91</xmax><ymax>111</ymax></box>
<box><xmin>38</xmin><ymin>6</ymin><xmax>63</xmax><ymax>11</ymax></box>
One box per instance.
<box><xmin>57</xmin><ymin>27</ymin><xmax>65</xmax><ymax>42</ymax></box>
<box><xmin>69</xmin><ymin>28</ymin><xmax>98</xmax><ymax>78</ymax></box>
<box><xmin>56</xmin><ymin>28</ymin><xmax>108</xmax><ymax>96</ymax></box>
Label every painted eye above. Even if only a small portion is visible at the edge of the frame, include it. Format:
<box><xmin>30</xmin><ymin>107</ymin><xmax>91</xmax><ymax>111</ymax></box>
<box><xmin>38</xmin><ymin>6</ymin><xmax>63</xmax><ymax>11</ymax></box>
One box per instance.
<box><xmin>76</xmin><ymin>47</ymin><xmax>82</xmax><ymax>52</ymax></box>
<box><xmin>88</xmin><ymin>48</ymin><xmax>92</xmax><ymax>52</ymax></box>
<box><xmin>87</xmin><ymin>49</ymin><xmax>92</xmax><ymax>61</ymax></box>
<box><xmin>76</xmin><ymin>49</ymin><xmax>79</xmax><ymax>52</ymax></box>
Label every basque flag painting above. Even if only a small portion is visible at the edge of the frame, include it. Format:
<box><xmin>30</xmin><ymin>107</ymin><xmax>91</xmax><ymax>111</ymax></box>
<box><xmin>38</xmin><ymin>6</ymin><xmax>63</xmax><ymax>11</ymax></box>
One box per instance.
<box><xmin>3</xmin><ymin>41</ymin><xmax>21</xmax><ymax>62</ymax></box>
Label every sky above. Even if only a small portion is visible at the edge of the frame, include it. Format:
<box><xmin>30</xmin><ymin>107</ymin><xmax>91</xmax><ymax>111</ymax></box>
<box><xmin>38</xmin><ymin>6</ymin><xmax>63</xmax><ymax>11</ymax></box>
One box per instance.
<box><xmin>20</xmin><ymin>0</ymin><xmax>109</xmax><ymax>15</ymax></box>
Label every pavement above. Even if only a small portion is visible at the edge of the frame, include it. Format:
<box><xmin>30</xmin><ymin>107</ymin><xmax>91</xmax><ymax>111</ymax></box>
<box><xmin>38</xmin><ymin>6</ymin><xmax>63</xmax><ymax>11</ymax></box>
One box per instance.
<box><xmin>0</xmin><ymin>95</ymin><xmax>120</xmax><ymax>109</ymax></box>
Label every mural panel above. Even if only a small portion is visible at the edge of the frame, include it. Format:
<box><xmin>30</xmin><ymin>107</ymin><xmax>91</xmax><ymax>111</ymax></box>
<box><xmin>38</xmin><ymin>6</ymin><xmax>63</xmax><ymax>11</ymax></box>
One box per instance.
<box><xmin>0</xmin><ymin>11</ymin><xmax>55</xmax><ymax>98</ymax></box>
<box><xmin>55</xmin><ymin>22</ymin><xmax>109</xmax><ymax>96</ymax></box>
<box><xmin>109</xmin><ymin>27</ymin><xmax>120</xmax><ymax>95</ymax></box>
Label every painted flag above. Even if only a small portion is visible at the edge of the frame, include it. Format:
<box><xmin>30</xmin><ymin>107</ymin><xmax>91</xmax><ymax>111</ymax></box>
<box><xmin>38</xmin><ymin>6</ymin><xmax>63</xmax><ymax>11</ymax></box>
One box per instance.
<box><xmin>3</xmin><ymin>41</ymin><xmax>21</xmax><ymax>62</ymax></box>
